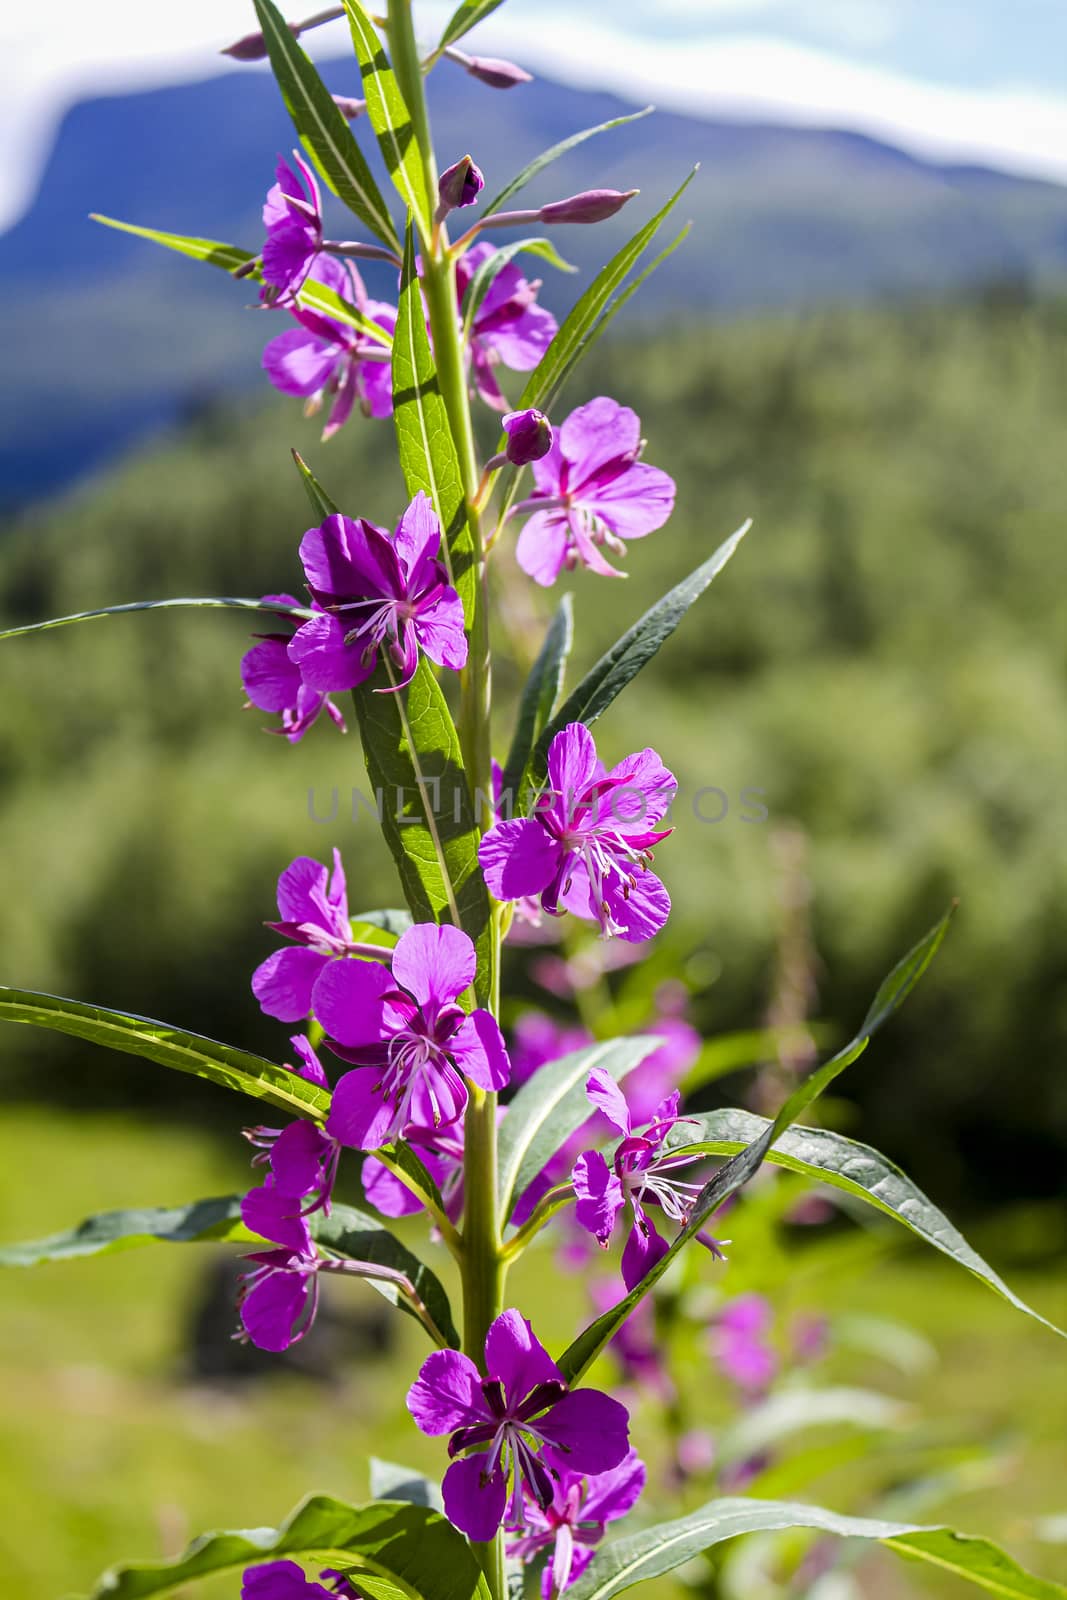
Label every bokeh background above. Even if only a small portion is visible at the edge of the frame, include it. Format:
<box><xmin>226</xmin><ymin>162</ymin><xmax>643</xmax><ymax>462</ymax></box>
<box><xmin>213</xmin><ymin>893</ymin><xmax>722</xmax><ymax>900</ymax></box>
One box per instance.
<box><xmin>0</xmin><ymin>2</ymin><xmax>1065</xmax><ymax>1595</ymax></box>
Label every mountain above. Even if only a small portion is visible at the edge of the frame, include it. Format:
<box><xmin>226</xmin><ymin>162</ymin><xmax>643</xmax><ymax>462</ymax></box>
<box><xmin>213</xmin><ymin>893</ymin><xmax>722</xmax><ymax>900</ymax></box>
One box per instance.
<box><xmin>4</xmin><ymin>60</ymin><xmax>1067</xmax><ymax>502</ymax></box>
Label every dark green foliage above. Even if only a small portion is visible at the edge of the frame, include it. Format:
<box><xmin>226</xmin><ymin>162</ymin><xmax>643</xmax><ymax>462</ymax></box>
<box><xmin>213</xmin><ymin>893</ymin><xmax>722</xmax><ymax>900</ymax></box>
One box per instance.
<box><xmin>1</xmin><ymin>292</ymin><xmax>1065</xmax><ymax>1203</ymax></box>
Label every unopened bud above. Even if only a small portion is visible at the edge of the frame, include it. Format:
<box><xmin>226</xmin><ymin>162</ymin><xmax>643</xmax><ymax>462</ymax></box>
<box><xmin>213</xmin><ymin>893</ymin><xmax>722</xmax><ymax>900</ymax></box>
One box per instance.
<box><xmin>445</xmin><ymin>46</ymin><xmax>533</xmax><ymax>90</ymax></box>
<box><xmin>540</xmin><ymin>188</ymin><xmax>639</xmax><ymax>225</ymax></box>
<box><xmin>438</xmin><ymin>154</ymin><xmax>485</xmax><ymax>216</ymax></box>
<box><xmin>221</xmin><ymin>7</ymin><xmax>343</xmax><ymax>62</ymax></box>
<box><xmin>503</xmin><ymin>408</ymin><xmax>553</xmax><ymax>466</ymax></box>
<box><xmin>332</xmin><ymin>94</ymin><xmax>367</xmax><ymax>120</ymax></box>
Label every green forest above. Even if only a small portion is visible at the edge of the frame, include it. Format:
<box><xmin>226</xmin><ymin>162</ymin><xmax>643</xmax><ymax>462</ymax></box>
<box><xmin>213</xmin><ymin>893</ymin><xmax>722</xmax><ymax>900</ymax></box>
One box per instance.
<box><xmin>2</xmin><ymin>284</ymin><xmax>1065</xmax><ymax>1209</ymax></box>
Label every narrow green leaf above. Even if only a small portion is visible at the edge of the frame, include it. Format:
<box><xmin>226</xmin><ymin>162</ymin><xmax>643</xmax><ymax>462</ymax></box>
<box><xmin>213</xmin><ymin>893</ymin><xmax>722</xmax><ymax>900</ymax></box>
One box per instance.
<box><xmin>90</xmin><ymin>215</ymin><xmax>393</xmax><ymax>345</ymax></box>
<box><xmin>460</xmin><ymin>237</ymin><xmax>576</xmax><ymax>343</ymax></box>
<box><xmin>437</xmin><ymin>0</ymin><xmax>507</xmax><ymax>51</ymax></box>
<box><xmin>252</xmin><ymin>0</ymin><xmax>398</xmax><ymax>250</ymax></box>
<box><xmin>393</xmin><ymin>223</ymin><xmax>476</xmax><ymax>619</ymax></box>
<box><xmin>498</xmin><ymin>1036</ymin><xmax>662</xmax><ymax>1221</ymax></box>
<box><xmin>0</xmin><ymin>988</ymin><xmax>329</xmax><ymax>1120</ymax></box>
<box><xmin>0</xmin><ymin>596</ymin><xmax>314</xmax><ymax>643</ymax></box>
<box><xmin>566</xmin><ymin>1497</ymin><xmax>1067</xmax><ymax>1600</ymax></box>
<box><xmin>292</xmin><ymin>448</ymin><xmax>341</xmax><ymax>519</ymax></box>
<box><xmin>519</xmin><ymin>168</ymin><xmax>698</xmax><ymax>417</ymax></box>
<box><xmin>78</xmin><ymin>1494</ymin><xmax>487</xmax><ymax>1600</ymax></box>
<box><xmin>500</xmin><ymin>593</ymin><xmax>573</xmax><ymax>804</ymax></box>
<box><xmin>311</xmin><ymin>1203</ymin><xmax>459</xmax><ymax>1347</ymax></box>
<box><xmin>557</xmin><ymin>909</ymin><xmax>954</xmax><ymax>1383</ymax></box>
<box><xmin>344</xmin><ymin>0</ymin><xmax>433</xmax><ymax>236</ymax></box>
<box><xmin>482</xmin><ymin>107</ymin><xmax>654</xmax><ymax>218</ymax></box>
<box><xmin>667</xmin><ymin>1108</ymin><xmax>1065</xmax><ymax>1338</ymax></box>
<box><xmin>350</xmin><ymin>659</ymin><xmax>492</xmax><ymax>1002</ymax></box>
<box><xmin>0</xmin><ymin>1196</ymin><xmax>249</xmax><ymax>1266</ymax></box>
<box><xmin>529</xmin><ymin>520</ymin><xmax>751</xmax><ymax>783</ymax></box>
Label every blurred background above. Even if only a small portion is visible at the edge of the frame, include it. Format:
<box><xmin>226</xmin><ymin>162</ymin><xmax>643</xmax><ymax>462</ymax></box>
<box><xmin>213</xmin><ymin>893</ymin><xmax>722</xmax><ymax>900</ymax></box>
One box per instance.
<box><xmin>0</xmin><ymin>1</ymin><xmax>1065</xmax><ymax>1595</ymax></box>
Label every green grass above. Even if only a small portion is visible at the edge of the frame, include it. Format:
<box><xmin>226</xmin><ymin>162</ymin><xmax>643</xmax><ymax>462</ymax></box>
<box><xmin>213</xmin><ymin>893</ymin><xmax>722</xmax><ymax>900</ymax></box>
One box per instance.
<box><xmin>1</xmin><ymin>1107</ymin><xmax>1064</xmax><ymax>1599</ymax></box>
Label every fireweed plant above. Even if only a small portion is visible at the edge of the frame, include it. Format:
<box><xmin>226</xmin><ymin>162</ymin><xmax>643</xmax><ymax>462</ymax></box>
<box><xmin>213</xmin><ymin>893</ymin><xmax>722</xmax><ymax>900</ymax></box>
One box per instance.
<box><xmin>0</xmin><ymin>5</ymin><xmax>1064</xmax><ymax>1600</ymax></box>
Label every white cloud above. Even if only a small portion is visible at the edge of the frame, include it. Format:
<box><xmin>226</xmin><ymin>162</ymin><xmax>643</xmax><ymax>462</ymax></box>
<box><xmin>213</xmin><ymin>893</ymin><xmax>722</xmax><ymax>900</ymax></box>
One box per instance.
<box><xmin>1</xmin><ymin>0</ymin><xmax>1066</xmax><ymax>236</ymax></box>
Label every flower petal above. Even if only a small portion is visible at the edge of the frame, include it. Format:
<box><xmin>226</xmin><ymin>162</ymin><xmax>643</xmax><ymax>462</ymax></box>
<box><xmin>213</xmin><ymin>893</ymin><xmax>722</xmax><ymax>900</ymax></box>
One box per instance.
<box><xmin>391</xmin><ymin>922</ymin><xmax>476</xmax><ymax>1009</ymax></box>
<box><xmin>240</xmin><ymin>1265</ymin><xmax>315</xmax><ymax>1352</ymax></box>
<box><xmin>252</xmin><ymin>946</ymin><xmax>328</xmax><ymax>1023</ymax></box>
<box><xmin>479</xmin><ymin>818</ymin><xmax>559</xmax><ymax>901</ymax></box>
<box><xmin>392</xmin><ymin>491</ymin><xmax>441</xmax><ymax>586</ymax></box>
<box><xmin>580</xmin><ymin>1447</ymin><xmax>647</xmax><ymax>1524</ymax></box>
<box><xmin>591</xmin><ymin>462</ymin><xmax>676</xmax><ymax>541</ymax></box>
<box><xmin>621</xmin><ymin>1215</ymin><xmax>670</xmax><ymax>1291</ymax></box>
<box><xmin>288</xmin><ymin>613</ymin><xmax>376</xmax><ymax>694</ymax></box>
<box><xmin>572</xmin><ymin>1150</ymin><xmax>624</xmax><ymax>1245</ymax></box>
<box><xmin>604</xmin><ymin>869</ymin><xmax>671</xmax><ymax>943</ymax></box>
<box><xmin>450</xmin><ymin>1009</ymin><xmax>511</xmax><ymax>1091</ymax></box>
<box><xmin>242</xmin><ymin>637</ymin><xmax>303</xmax><ymax>713</ymax></box>
<box><xmin>414</xmin><ymin>588</ymin><xmax>468</xmax><ymax>673</ymax></box>
<box><xmin>262</xmin><ymin>326</ymin><xmax>340</xmax><ymax>397</ymax></box>
<box><xmin>560</xmin><ymin>397</ymin><xmax>640</xmax><ymax>479</ymax></box>
<box><xmin>485</xmin><ymin>1309</ymin><xmax>561</xmax><ymax>1405</ymax></box>
<box><xmin>546</xmin><ymin>723</ymin><xmax>600</xmax><ymax>803</ymax></box>
<box><xmin>515</xmin><ymin>510</ymin><xmax>570</xmax><ymax>588</ymax></box>
<box><xmin>298</xmin><ymin>514</ymin><xmax>399</xmax><ymax>603</ymax></box>
<box><xmin>442</xmin><ymin>1453</ymin><xmax>508</xmax><ymax>1542</ymax></box>
<box><xmin>241</xmin><ymin>1183</ymin><xmax>312</xmax><ymax>1253</ymax></box>
<box><xmin>312</xmin><ymin>957</ymin><xmax>393</xmax><ymax>1047</ymax></box>
<box><xmin>361</xmin><ymin>1156</ymin><xmax>424</xmax><ymax>1218</ymax></box>
<box><xmin>325</xmin><ymin>1067</ymin><xmax>396</xmax><ymax>1151</ymax></box>
<box><xmin>276</xmin><ymin>856</ymin><xmax>330</xmax><ymax>923</ymax></box>
<box><xmin>407</xmin><ymin>1347</ymin><xmax>485</xmax><ymax>1434</ymax></box>
<box><xmin>539</xmin><ymin>1387</ymin><xmax>630</xmax><ymax>1474</ymax></box>
<box><xmin>584</xmin><ymin>1066</ymin><xmax>632</xmax><ymax>1134</ymax></box>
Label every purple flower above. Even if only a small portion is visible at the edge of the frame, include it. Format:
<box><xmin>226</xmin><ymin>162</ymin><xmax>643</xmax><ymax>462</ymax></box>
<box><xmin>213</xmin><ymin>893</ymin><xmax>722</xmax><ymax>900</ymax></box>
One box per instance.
<box><xmin>506</xmin><ymin>1450</ymin><xmax>646</xmax><ymax>1596</ymax></box>
<box><xmin>316</xmin><ymin>922</ymin><xmax>510</xmax><ymax>1150</ymax></box>
<box><xmin>712</xmin><ymin>1294</ymin><xmax>778</xmax><ymax>1394</ymax></box>
<box><xmin>455</xmin><ymin>242</ymin><xmax>557</xmax><ymax>410</ymax></box>
<box><xmin>627</xmin><ymin>1013</ymin><xmax>701</xmax><ymax>1126</ymax></box>
<box><xmin>479</xmin><ymin>724</ymin><xmax>675</xmax><ymax>942</ymax></box>
<box><xmin>237</xmin><ymin>1243</ymin><xmax>322</xmax><ymax>1351</ymax></box>
<box><xmin>438</xmin><ymin>154</ymin><xmax>485</xmax><ymax>212</ymax></box>
<box><xmin>262</xmin><ymin>152</ymin><xmax>324</xmax><ymax>304</ymax></box>
<box><xmin>572</xmin><ymin>1068</ymin><xmax>721</xmax><ymax>1290</ymax></box>
<box><xmin>252</xmin><ymin>851</ymin><xmax>361</xmax><ymax>1023</ymax></box>
<box><xmin>262</xmin><ymin>257</ymin><xmax>396</xmax><ymax>437</ymax></box>
<box><xmin>512</xmin><ymin>397</ymin><xmax>675</xmax><ymax>584</ymax></box>
<box><xmin>288</xmin><ymin>493</ymin><xmax>467</xmax><ymax>694</ymax></box>
<box><xmin>503</xmin><ymin>407</ymin><xmax>554</xmax><ymax>466</ymax></box>
<box><xmin>407</xmin><ymin>1309</ymin><xmax>630</xmax><ymax>1541</ymax></box>
<box><xmin>241</xmin><ymin>593</ymin><xmax>347</xmax><ymax>743</ymax></box>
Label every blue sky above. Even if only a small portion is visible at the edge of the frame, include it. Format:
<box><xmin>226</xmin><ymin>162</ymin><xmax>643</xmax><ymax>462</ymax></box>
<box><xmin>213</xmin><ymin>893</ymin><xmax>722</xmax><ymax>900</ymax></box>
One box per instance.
<box><xmin>2</xmin><ymin>0</ymin><xmax>1066</xmax><ymax>233</ymax></box>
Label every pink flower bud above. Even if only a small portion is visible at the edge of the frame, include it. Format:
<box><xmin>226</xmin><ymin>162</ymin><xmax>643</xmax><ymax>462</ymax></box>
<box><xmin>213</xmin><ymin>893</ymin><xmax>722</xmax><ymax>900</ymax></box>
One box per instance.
<box><xmin>332</xmin><ymin>95</ymin><xmax>367</xmax><ymax>120</ymax></box>
<box><xmin>503</xmin><ymin>408</ymin><xmax>553</xmax><ymax>466</ymax></box>
<box><xmin>220</xmin><ymin>29</ymin><xmax>273</xmax><ymax>61</ymax></box>
<box><xmin>446</xmin><ymin>47</ymin><xmax>533</xmax><ymax>89</ymax></box>
<box><xmin>438</xmin><ymin>154</ymin><xmax>485</xmax><ymax>214</ymax></box>
<box><xmin>540</xmin><ymin>189</ymin><xmax>639</xmax><ymax>225</ymax></box>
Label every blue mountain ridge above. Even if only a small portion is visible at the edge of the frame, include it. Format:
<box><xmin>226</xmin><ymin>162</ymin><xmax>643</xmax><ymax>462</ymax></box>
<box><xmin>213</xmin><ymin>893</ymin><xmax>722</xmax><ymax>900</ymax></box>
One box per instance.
<box><xmin>3</xmin><ymin>60</ymin><xmax>1067</xmax><ymax>503</ymax></box>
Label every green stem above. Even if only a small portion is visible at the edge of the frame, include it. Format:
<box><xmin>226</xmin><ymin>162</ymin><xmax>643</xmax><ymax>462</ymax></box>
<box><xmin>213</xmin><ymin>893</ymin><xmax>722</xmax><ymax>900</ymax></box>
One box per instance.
<box><xmin>386</xmin><ymin>7</ymin><xmax>505</xmax><ymax>1596</ymax></box>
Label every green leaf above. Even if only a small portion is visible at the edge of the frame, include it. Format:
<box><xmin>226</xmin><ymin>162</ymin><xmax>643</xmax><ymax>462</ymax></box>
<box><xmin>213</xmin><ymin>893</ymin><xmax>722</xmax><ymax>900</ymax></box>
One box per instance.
<box><xmin>500</xmin><ymin>593</ymin><xmax>574</xmax><ymax>803</ymax></box>
<box><xmin>481</xmin><ymin>107</ymin><xmax>654</xmax><ymax>218</ymax></box>
<box><xmin>557</xmin><ymin>909</ymin><xmax>954</xmax><ymax>1382</ymax></box>
<box><xmin>497</xmin><ymin>1036</ymin><xmax>663</xmax><ymax>1221</ymax></box>
<box><xmin>393</xmin><ymin>223</ymin><xmax>476</xmax><ymax>619</ymax></box>
<box><xmin>529</xmin><ymin>521</ymin><xmax>751</xmax><ymax>782</ymax></box>
<box><xmin>352</xmin><ymin>908</ymin><xmax>414</xmax><ymax>938</ymax></box>
<box><xmin>344</xmin><ymin>0</ymin><xmax>433</xmax><ymax>237</ymax></box>
<box><xmin>718</xmin><ymin>1387</ymin><xmax>909</xmax><ymax>1467</ymax></box>
<box><xmin>518</xmin><ymin>168</ymin><xmax>698</xmax><ymax>417</ymax></box>
<box><xmin>369</xmin><ymin>1459</ymin><xmax>444</xmax><ymax>1512</ymax></box>
<box><xmin>566</xmin><ymin>1498</ymin><xmax>1067</xmax><ymax>1600</ymax></box>
<box><xmin>350</xmin><ymin>659</ymin><xmax>492</xmax><ymax>1001</ymax></box>
<box><xmin>292</xmin><ymin>448</ymin><xmax>341</xmax><ymax>518</ymax></box>
<box><xmin>311</xmin><ymin>1203</ymin><xmax>460</xmax><ymax>1347</ymax></box>
<box><xmin>437</xmin><ymin>0</ymin><xmax>507</xmax><ymax>51</ymax></box>
<box><xmin>78</xmin><ymin>1493</ymin><xmax>487</xmax><ymax>1600</ymax></box>
<box><xmin>667</xmin><ymin>1107</ymin><xmax>1066</xmax><ymax>1338</ymax></box>
<box><xmin>90</xmin><ymin>215</ymin><xmax>393</xmax><ymax>344</ymax></box>
<box><xmin>460</xmin><ymin>237</ymin><xmax>576</xmax><ymax>342</ymax></box>
<box><xmin>252</xmin><ymin>0</ymin><xmax>398</xmax><ymax>250</ymax></box>
<box><xmin>0</xmin><ymin>596</ymin><xmax>314</xmax><ymax>642</ymax></box>
<box><xmin>0</xmin><ymin>1196</ymin><xmax>249</xmax><ymax>1266</ymax></box>
<box><xmin>0</xmin><ymin>988</ymin><xmax>330</xmax><ymax>1120</ymax></box>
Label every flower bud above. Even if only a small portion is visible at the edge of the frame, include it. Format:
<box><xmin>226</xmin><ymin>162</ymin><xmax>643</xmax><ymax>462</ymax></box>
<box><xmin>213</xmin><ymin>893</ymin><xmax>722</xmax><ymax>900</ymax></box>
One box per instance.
<box><xmin>503</xmin><ymin>408</ymin><xmax>553</xmax><ymax>466</ymax></box>
<box><xmin>220</xmin><ymin>30</ymin><xmax>272</xmax><ymax>61</ymax></box>
<box><xmin>438</xmin><ymin>154</ymin><xmax>485</xmax><ymax>214</ymax></box>
<box><xmin>540</xmin><ymin>188</ymin><xmax>639</xmax><ymax>225</ymax></box>
<box><xmin>446</xmin><ymin>47</ymin><xmax>533</xmax><ymax>89</ymax></box>
<box><xmin>332</xmin><ymin>94</ymin><xmax>367</xmax><ymax>120</ymax></box>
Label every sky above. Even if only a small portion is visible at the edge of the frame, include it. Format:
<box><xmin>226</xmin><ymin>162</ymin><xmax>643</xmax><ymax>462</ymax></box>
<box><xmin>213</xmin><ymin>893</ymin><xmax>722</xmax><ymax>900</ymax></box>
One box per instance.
<box><xmin>2</xmin><ymin>0</ymin><xmax>1067</xmax><ymax>233</ymax></box>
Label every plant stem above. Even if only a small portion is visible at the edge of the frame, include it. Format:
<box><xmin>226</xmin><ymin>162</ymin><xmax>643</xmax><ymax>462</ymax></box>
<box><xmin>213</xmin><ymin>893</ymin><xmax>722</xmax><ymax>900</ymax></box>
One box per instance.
<box><xmin>386</xmin><ymin>7</ymin><xmax>505</xmax><ymax>1595</ymax></box>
